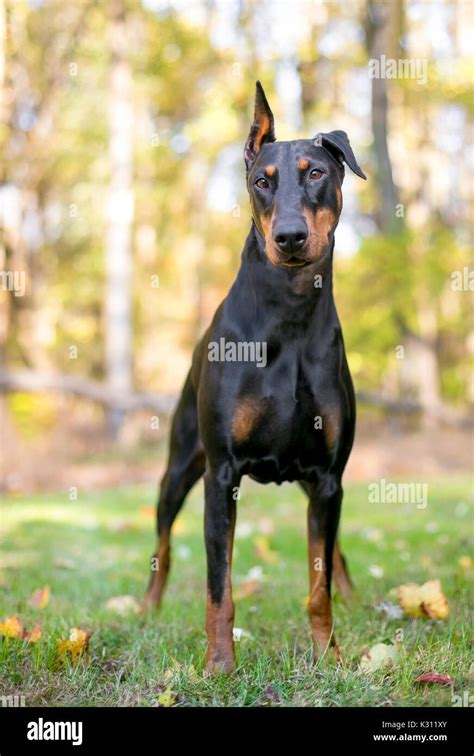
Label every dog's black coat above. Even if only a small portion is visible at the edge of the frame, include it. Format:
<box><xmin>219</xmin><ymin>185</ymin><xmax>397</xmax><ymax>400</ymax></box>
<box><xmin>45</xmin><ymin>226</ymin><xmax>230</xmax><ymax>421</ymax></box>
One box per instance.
<box><xmin>145</xmin><ymin>82</ymin><xmax>366</xmax><ymax>671</ymax></box>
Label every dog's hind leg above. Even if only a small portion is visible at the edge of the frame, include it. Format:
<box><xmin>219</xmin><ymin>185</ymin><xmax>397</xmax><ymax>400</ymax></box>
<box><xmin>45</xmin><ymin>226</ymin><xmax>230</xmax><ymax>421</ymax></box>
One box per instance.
<box><xmin>332</xmin><ymin>541</ymin><xmax>353</xmax><ymax>602</ymax></box>
<box><xmin>142</xmin><ymin>373</ymin><xmax>205</xmax><ymax>611</ymax></box>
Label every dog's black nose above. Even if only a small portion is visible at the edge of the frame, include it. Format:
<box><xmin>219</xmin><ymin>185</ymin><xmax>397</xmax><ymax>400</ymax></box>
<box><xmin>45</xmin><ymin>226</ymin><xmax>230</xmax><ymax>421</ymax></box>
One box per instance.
<box><xmin>273</xmin><ymin>224</ymin><xmax>308</xmax><ymax>254</ymax></box>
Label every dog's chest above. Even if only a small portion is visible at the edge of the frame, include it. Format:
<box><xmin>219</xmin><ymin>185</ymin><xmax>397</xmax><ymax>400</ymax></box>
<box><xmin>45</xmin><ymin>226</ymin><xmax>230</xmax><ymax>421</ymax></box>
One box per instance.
<box><xmin>229</xmin><ymin>358</ymin><xmax>342</xmax><ymax>482</ymax></box>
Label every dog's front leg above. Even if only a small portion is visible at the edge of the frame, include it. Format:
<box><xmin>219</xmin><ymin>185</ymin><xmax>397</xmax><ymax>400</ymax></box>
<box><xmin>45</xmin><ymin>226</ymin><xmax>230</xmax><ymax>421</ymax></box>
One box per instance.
<box><xmin>306</xmin><ymin>475</ymin><xmax>342</xmax><ymax>662</ymax></box>
<box><xmin>204</xmin><ymin>466</ymin><xmax>239</xmax><ymax>674</ymax></box>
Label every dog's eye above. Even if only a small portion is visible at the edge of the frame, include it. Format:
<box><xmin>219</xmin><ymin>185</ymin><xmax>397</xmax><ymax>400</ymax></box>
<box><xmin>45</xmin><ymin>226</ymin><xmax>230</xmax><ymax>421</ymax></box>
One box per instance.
<box><xmin>255</xmin><ymin>178</ymin><xmax>269</xmax><ymax>189</ymax></box>
<box><xmin>309</xmin><ymin>169</ymin><xmax>324</xmax><ymax>180</ymax></box>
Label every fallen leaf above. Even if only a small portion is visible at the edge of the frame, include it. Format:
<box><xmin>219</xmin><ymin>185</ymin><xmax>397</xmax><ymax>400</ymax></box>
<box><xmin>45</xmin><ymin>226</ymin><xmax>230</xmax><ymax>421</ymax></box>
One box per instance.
<box><xmin>234</xmin><ymin>579</ymin><xmax>262</xmax><ymax>601</ymax></box>
<box><xmin>29</xmin><ymin>586</ymin><xmax>50</xmax><ymax>609</ymax></box>
<box><xmin>415</xmin><ymin>673</ymin><xmax>453</xmax><ymax>686</ymax></box>
<box><xmin>458</xmin><ymin>556</ymin><xmax>473</xmax><ymax>570</ymax></box>
<box><xmin>398</xmin><ymin>579</ymin><xmax>449</xmax><ymax>620</ymax></box>
<box><xmin>254</xmin><ymin>536</ymin><xmax>278</xmax><ymax>564</ymax></box>
<box><xmin>157</xmin><ymin>688</ymin><xmax>176</xmax><ymax>707</ymax></box>
<box><xmin>27</xmin><ymin>623</ymin><xmax>42</xmax><ymax>643</ymax></box>
<box><xmin>105</xmin><ymin>595</ymin><xmax>140</xmax><ymax>615</ymax></box>
<box><xmin>360</xmin><ymin>643</ymin><xmax>398</xmax><ymax>673</ymax></box>
<box><xmin>0</xmin><ymin>615</ymin><xmax>25</xmax><ymax>639</ymax></box>
<box><xmin>57</xmin><ymin>627</ymin><xmax>91</xmax><ymax>664</ymax></box>
<box><xmin>164</xmin><ymin>659</ymin><xmax>198</xmax><ymax>683</ymax></box>
<box><xmin>187</xmin><ymin>664</ymin><xmax>199</xmax><ymax>683</ymax></box>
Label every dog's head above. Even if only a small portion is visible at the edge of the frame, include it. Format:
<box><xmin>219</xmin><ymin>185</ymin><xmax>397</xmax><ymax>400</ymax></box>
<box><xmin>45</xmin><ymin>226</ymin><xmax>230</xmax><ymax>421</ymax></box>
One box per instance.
<box><xmin>244</xmin><ymin>81</ymin><xmax>366</xmax><ymax>268</ymax></box>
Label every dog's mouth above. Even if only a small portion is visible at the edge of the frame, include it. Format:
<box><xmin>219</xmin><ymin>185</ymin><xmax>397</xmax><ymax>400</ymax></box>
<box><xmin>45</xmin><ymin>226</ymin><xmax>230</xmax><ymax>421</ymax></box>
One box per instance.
<box><xmin>279</xmin><ymin>256</ymin><xmax>310</xmax><ymax>268</ymax></box>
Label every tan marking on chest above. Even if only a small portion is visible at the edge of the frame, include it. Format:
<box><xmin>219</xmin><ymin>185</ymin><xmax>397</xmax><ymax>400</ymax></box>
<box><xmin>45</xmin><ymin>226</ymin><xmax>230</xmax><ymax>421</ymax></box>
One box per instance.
<box><xmin>323</xmin><ymin>408</ymin><xmax>341</xmax><ymax>450</ymax></box>
<box><xmin>232</xmin><ymin>397</ymin><xmax>264</xmax><ymax>443</ymax></box>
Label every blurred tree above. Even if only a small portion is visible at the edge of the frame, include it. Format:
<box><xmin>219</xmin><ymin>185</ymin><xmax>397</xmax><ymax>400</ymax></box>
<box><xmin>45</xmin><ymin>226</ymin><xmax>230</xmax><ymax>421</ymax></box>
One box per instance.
<box><xmin>0</xmin><ymin>0</ymin><xmax>471</xmax><ymax>438</ymax></box>
<box><xmin>105</xmin><ymin>0</ymin><xmax>134</xmax><ymax>437</ymax></box>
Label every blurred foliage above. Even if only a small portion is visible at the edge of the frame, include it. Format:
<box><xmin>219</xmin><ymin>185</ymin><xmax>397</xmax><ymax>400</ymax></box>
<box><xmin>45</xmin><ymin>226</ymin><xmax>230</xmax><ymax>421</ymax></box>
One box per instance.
<box><xmin>1</xmin><ymin>0</ymin><xmax>472</xmax><ymax>423</ymax></box>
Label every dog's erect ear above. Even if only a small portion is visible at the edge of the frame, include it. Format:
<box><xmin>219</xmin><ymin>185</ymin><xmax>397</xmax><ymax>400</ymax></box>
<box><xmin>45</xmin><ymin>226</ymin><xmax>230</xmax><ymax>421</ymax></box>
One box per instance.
<box><xmin>244</xmin><ymin>81</ymin><xmax>276</xmax><ymax>173</ymax></box>
<box><xmin>315</xmin><ymin>130</ymin><xmax>366</xmax><ymax>180</ymax></box>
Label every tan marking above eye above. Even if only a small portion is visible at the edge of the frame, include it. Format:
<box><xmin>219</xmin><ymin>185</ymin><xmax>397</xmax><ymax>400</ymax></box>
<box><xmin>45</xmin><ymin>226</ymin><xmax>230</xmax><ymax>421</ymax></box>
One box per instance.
<box><xmin>298</xmin><ymin>159</ymin><xmax>310</xmax><ymax>170</ymax></box>
<box><xmin>265</xmin><ymin>165</ymin><xmax>276</xmax><ymax>177</ymax></box>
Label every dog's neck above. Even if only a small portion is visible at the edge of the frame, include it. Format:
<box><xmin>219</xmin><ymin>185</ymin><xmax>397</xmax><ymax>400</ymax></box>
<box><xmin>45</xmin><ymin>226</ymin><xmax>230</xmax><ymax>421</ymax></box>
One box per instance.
<box><xmin>230</xmin><ymin>223</ymin><xmax>337</xmax><ymax>332</ymax></box>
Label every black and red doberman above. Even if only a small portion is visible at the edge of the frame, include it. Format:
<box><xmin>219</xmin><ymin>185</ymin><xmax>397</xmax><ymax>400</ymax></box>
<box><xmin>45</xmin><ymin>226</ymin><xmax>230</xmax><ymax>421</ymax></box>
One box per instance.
<box><xmin>143</xmin><ymin>82</ymin><xmax>366</xmax><ymax>673</ymax></box>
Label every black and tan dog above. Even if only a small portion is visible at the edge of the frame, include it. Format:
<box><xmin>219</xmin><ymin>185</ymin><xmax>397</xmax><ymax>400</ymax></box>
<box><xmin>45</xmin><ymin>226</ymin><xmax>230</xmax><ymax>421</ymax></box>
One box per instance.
<box><xmin>143</xmin><ymin>82</ymin><xmax>366</xmax><ymax>673</ymax></box>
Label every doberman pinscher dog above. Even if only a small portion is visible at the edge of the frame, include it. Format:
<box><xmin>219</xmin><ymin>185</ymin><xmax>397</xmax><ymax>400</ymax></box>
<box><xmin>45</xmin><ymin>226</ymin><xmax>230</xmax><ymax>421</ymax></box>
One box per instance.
<box><xmin>143</xmin><ymin>82</ymin><xmax>366</xmax><ymax>673</ymax></box>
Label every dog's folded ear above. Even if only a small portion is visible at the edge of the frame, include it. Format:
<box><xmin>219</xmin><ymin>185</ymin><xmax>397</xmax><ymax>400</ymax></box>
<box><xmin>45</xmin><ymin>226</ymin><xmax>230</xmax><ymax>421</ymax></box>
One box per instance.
<box><xmin>244</xmin><ymin>81</ymin><xmax>276</xmax><ymax>173</ymax></box>
<box><xmin>315</xmin><ymin>130</ymin><xmax>366</xmax><ymax>180</ymax></box>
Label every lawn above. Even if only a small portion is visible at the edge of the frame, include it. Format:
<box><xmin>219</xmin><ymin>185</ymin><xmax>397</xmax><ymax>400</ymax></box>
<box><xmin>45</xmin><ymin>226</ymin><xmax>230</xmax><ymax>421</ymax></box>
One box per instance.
<box><xmin>0</xmin><ymin>477</ymin><xmax>472</xmax><ymax>707</ymax></box>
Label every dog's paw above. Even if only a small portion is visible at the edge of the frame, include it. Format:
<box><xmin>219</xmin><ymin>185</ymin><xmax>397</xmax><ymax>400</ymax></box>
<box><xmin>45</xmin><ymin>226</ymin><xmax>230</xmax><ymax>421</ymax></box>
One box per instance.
<box><xmin>204</xmin><ymin>654</ymin><xmax>235</xmax><ymax>676</ymax></box>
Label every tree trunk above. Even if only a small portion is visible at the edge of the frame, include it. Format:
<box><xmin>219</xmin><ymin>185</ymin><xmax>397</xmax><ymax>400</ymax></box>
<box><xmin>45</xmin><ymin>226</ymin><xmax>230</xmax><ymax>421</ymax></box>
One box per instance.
<box><xmin>366</xmin><ymin>1</ymin><xmax>403</xmax><ymax>234</ymax></box>
<box><xmin>105</xmin><ymin>0</ymin><xmax>134</xmax><ymax>437</ymax></box>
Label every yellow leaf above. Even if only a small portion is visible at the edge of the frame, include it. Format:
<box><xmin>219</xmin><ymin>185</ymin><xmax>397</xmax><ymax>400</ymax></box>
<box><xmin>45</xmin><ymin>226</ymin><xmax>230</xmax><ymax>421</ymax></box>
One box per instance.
<box><xmin>163</xmin><ymin>657</ymin><xmax>181</xmax><ymax>681</ymax></box>
<box><xmin>187</xmin><ymin>664</ymin><xmax>199</xmax><ymax>683</ymax></box>
<box><xmin>157</xmin><ymin>688</ymin><xmax>176</xmax><ymax>707</ymax></box>
<box><xmin>254</xmin><ymin>536</ymin><xmax>278</xmax><ymax>564</ymax></box>
<box><xmin>398</xmin><ymin>580</ymin><xmax>449</xmax><ymax>620</ymax></box>
<box><xmin>56</xmin><ymin>627</ymin><xmax>91</xmax><ymax>664</ymax></box>
<box><xmin>163</xmin><ymin>659</ymin><xmax>198</xmax><ymax>683</ymax></box>
<box><xmin>398</xmin><ymin>583</ymin><xmax>423</xmax><ymax>617</ymax></box>
<box><xmin>360</xmin><ymin>643</ymin><xmax>398</xmax><ymax>673</ymax></box>
<box><xmin>27</xmin><ymin>623</ymin><xmax>42</xmax><ymax>643</ymax></box>
<box><xmin>459</xmin><ymin>556</ymin><xmax>473</xmax><ymax>570</ymax></box>
<box><xmin>0</xmin><ymin>615</ymin><xmax>25</xmax><ymax>638</ymax></box>
<box><xmin>30</xmin><ymin>586</ymin><xmax>50</xmax><ymax>609</ymax></box>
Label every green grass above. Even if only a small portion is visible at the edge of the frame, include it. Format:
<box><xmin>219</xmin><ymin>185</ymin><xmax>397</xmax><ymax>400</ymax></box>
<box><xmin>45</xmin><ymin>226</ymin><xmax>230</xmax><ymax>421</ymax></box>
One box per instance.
<box><xmin>0</xmin><ymin>477</ymin><xmax>472</xmax><ymax>707</ymax></box>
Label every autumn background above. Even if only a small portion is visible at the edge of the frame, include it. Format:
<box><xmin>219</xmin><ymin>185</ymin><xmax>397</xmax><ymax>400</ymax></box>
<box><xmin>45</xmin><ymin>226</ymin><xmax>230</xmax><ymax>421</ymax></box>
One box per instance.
<box><xmin>0</xmin><ymin>0</ymin><xmax>472</xmax><ymax>707</ymax></box>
